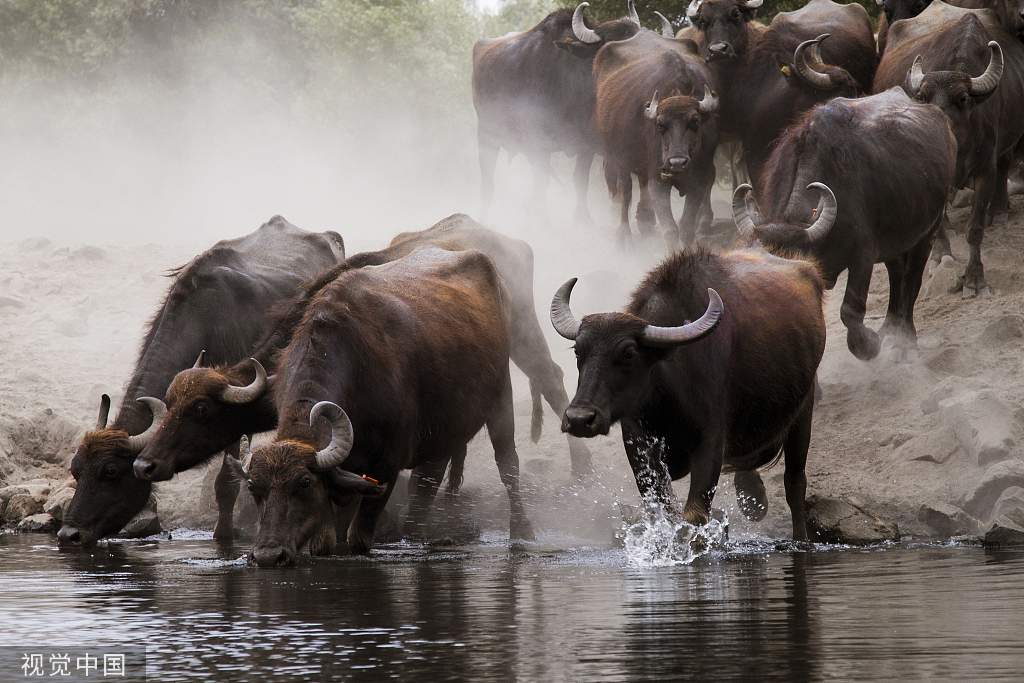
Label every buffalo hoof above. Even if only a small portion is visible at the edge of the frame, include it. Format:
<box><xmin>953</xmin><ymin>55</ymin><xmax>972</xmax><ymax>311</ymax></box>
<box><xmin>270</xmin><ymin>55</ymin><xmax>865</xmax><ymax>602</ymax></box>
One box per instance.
<box><xmin>212</xmin><ymin>522</ymin><xmax>235</xmax><ymax>541</ymax></box>
<box><xmin>960</xmin><ymin>275</ymin><xmax>993</xmax><ymax>300</ymax></box>
<box><xmin>846</xmin><ymin>327</ymin><xmax>881</xmax><ymax>361</ymax></box>
<box><xmin>734</xmin><ymin>470</ymin><xmax>768</xmax><ymax>522</ymax></box>
<box><xmin>992</xmin><ymin>211</ymin><xmax>1008</xmax><ymax>225</ymax></box>
<box><xmin>510</xmin><ymin>517</ymin><xmax>536</xmax><ymax>542</ymax></box>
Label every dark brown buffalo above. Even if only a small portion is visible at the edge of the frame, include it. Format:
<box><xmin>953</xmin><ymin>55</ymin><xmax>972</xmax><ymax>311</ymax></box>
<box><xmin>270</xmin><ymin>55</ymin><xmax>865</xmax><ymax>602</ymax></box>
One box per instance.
<box><xmin>472</xmin><ymin>2</ymin><xmax>640</xmax><ymax>225</ymax></box>
<box><xmin>875</xmin><ymin>4</ymin><xmax>1024</xmax><ymax>296</ymax></box>
<box><xmin>876</xmin><ymin>0</ymin><xmax>1024</xmax><ymax>56</ymax></box>
<box><xmin>683</xmin><ymin>0</ymin><xmax>874</xmax><ymax>190</ymax></box>
<box><xmin>131</xmin><ymin>215</ymin><xmax>591</xmax><ymax>530</ymax></box>
<box><xmin>56</xmin><ymin>217</ymin><xmax>344</xmax><ymax>548</ymax></box>
<box><xmin>732</xmin><ymin>87</ymin><xmax>957</xmax><ymax>361</ymax></box>
<box><xmin>238</xmin><ymin>245</ymin><xmax>533</xmax><ymax>565</ymax></box>
<box><xmin>550</xmin><ymin>247</ymin><xmax>825</xmax><ymax>539</ymax></box>
<box><xmin>591</xmin><ymin>30</ymin><xmax>719</xmax><ymax>244</ymax></box>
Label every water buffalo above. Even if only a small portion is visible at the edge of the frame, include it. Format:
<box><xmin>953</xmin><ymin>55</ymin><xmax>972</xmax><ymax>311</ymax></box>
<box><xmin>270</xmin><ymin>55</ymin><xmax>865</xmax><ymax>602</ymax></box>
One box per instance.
<box><xmin>591</xmin><ymin>30</ymin><xmax>719</xmax><ymax>244</ymax></box>
<box><xmin>684</xmin><ymin>0</ymin><xmax>874</xmax><ymax>190</ymax></box>
<box><xmin>131</xmin><ymin>215</ymin><xmax>591</xmax><ymax>521</ymax></box>
<box><xmin>238</xmin><ymin>245</ymin><xmax>533</xmax><ymax>565</ymax></box>
<box><xmin>732</xmin><ymin>87</ymin><xmax>957</xmax><ymax>361</ymax></box>
<box><xmin>550</xmin><ymin>246</ymin><xmax>825</xmax><ymax>539</ymax></box>
<box><xmin>876</xmin><ymin>0</ymin><xmax>1024</xmax><ymax>56</ymax></box>
<box><xmin>875</xmin><ymin>4</ymin><xmax>1024</xmax><ymax>296</ymax></box>
<box><xmin>472</xmin><ymin>2</ymin><xmax>640</xmax><ymax>226</ymax></box>
<box><xmin>56</xmin><ymin>217</ymin><xmax>344</xmax><ymax>548</ymax></box>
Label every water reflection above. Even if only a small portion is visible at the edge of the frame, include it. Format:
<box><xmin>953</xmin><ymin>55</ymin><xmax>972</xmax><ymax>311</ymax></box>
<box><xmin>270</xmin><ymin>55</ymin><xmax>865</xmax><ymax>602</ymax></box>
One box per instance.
<box><xmin>1</xmin><ymin>536</ymin><xmax>1022</xmax><ymax>682</ymax></box>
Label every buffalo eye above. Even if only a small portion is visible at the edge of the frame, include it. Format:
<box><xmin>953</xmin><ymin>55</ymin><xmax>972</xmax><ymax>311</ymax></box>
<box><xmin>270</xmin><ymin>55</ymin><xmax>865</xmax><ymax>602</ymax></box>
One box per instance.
<box><xmin>190</xmin><ymin>401</ymin><xmax>209</xmax><ymax>419</ymax></box>
<box><xmin>658</xmin><ymin>122</ymin><xmax>667</xmax><ymax>133</ymax></box>
<box><xmin>300</xmin><ymin>477</ymin><xmax>312</xmax><ymax>489</ymax></box>
<box><xmin>731</xmin><ymin>7</ymin><xmax>741</xmax><ymax>19</ymax></box>
<box><xmin>103</xmin><ymin>463</ymin><xmax>120</xmax><ymax>478</ymax></box>
<box><xmin>620</xmin><ymin>346</ymin><xmax>638</xmax><ymax>363</ymax></box>
<box><xmin>958</xmin><ymin>93</ymin><xmax>970</xmax><ymax>106</ymax></box>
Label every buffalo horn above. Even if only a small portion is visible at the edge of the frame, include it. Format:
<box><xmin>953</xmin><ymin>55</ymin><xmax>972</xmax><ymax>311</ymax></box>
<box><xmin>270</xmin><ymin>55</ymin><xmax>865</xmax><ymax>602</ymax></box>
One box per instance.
<box><xmin>96</xmin><ymin>394</ymin><xmax>111</xmax><ymax>430</ymax></box>
<box><xmin>805</xmin><ymin>182</ymin><xmax>837</xmax><ymax>243</ymax></box>
<box><xmin>793</xmin><ymin>35</ymin><xmax>834</xmax><ymax>90</ymax></box>
<box><xmin>645</xmin><ymin>90</ymin><xmax>660</xmax><ymax>120</ymax></box>
<box><xmin>642</xmin><ymin>288</ymin><xmax>724</xmax><ymax>347</ymax></box>
<box><xmin>550</xmin><ymin>278</ymin><xmax>582</xmax><ymax>340</ymax></box>
<box><xmin>628</xmin><ymin>0</ymin><xmax>640</xmax><ymax>27</ymax></box>
<box><xmin>219</xmin><ymin>358</ymin><xmax>267</xmax><ymax>404</ymax></box>
<box><xmin>238</xmin><ymin>435</ymin><xmax>252</xmax><ymax>475</ymax></box>
<box><xmin>742</xmin><ymin>0</ymin><xmax>762</xmax><ymax>8</ymax></box>
<box><xmin>732</xmin><ymin>184</ymin><xmax>757</xmax><ymax>240</ymax></box>
<box><xmin>573</xmin><ymin>3</ymin><xmax>601</xmax><ymax>44</ymax></box>
<box><xmin>875</xmin><ymin>0</ymin><xmax>883</xmax><ymax>5</ymax></box>
<box><xmin>687</xmin><ymin>0</ymin><xmax>701</xmax><ymax>21</ymax></box>
<box><xmin>969</xmin><ymin>41</ymin><xmax>1003</xmax><ymax>96</ymax></box>
<box><xmin>311</xmin><ymin>401</ymin><xmax>355</xmax><ymax>471</ymax></box>
<box><xmin>126</xmin><ymin>397</ymin><xmax>167</xmax><ymax>453</ymax></box>
<box><xmin>908</xmin><ymin>55</ymin><xmax>925</xmax><ymax>96</ymax></box>
<box><xmin>655</xmin><ymin>11</ymin><xmax>673</xmax><ymax>37</ymax></box>
<box><xmin>193</xmin><ymin>350</ymin><xmax>206</xmax><ymax>369</ymax></box>
<box><xmin>697</xmin><ymin>85</ymin><xmax>718</xmax><ymax>114</ymax></box>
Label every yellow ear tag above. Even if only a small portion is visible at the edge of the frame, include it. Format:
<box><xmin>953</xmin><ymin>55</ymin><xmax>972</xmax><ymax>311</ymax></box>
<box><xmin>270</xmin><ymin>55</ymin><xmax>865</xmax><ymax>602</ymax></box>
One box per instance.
<box><xmin>781</xmin><ymin>65</ymin><xmax>792</xmax><ymax>75</ymax></box>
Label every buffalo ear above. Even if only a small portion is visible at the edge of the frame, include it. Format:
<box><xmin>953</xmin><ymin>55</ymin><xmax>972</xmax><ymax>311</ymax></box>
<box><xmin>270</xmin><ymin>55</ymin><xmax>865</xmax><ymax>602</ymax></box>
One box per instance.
<box><xmin>553</xmin><ymin>39</ymin><xmax>594</xmax><ymax>58</ymax></box>
<box><xmin>776</xmin><ymin>55</ymin><xmax>796</xmax><ymax>82</ymax></box>
<box><xmin>970</xmin><ymin>89</ymin><xmax>997</xmax><ymax>107</ymax></box>
<box><xmin>669</xmin><ymin>87</ymin><xmax>682</xmax><ymax>98</ymax></box>
<box><xmin>325</xmin><ymin>469</ymin><xmax>388</xmax><ymax>498</ymax></box>
<box><xmin>226</xmin><ymin>455</ymin><xmax>248</xmax><ymax>484</ymax></box>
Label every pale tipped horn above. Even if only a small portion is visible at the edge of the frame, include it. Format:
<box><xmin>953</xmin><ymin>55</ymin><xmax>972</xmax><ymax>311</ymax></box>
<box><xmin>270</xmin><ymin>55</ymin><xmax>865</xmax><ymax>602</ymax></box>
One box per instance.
<box><xmin>628</xmin><ymin>0</ymin><xmax>640</xmax><ymax>27</ymax></box>
<box><xmin>697</xmin><ymin>84</ymin><xmax>718</xmax><ymax>114</ymax></box>
<box><xmin>805</xmin><ymin>182</ymin><xmax>837</xmax><ymax>243</ymax></box>
<box><xmin>645</xmin><ymin>90</ymin><xmax>660</xmax><ymax>120</ymax></box>
<box><xmin>687</xmin><ymin>0</ymin><xmax>701</xmax><ymax>20</ymax></box>
<box><xmin>875</xmin><ymin>0</ymin><xmax>883</xmax><ymax>5</ymax></box>
<box><xmin>732</xmin><ymin>184</ymin><xmax>757</xmax><ymax>240</ymax></box>
<box><xmin>743</xmin><ymin>0</ymin><xmax>762</xmax><ymax>8</ymax></box>
<box><xmin>193</xmin><ymin>350</ymin><xmax>206</xmax><ymax>369</ymax></box>
<box><xmin>908</xmin><ymin>55</ymin><xmax>925</xmax><ymax>96</ymax></box>
<box><xmin>311</xmin><ymin>401</ymin><xmax>354</xmax><ymax>471</ymax></box>
<box><xmin>127</xmin><ymin>397</ymin><xmax>167</xmax><ymax>454</ymax></box>
<box><xmin>969</xmin><ymin>41</ymin><xmax>1003</xmax><ymax>96</ymax></box>
<box><xmin>655</xmin><ymin>11</ymin><xmax>673</xmax><ymax>36</ymax></box>
<box><xmin>793</xmin><ymin>35</ymin><xmax>835</xmax><ymax>90</ymax></box>
<box><xmin>573</xmin><ymin>3</ymin><xmax>601</xmax><ymax>43</ymax></box>
<box><xmin>238</xmin><ymin>435</ymin><xmax>252</xmax><ymax>474</ymax></box>
<box><xmin>96</xmin><ymin>394</ymin><xmax>111</xmax><ymax>430</ymax></box>
<box><xmin>642</xmin><ymin>289</ymin><xmax>724</xmax><ymax>347</ymax></box>
<box><xmin>550</xmin><ymin>278</ymin><xmax>582</xmax><ymax>340</ymax></box>
<box><xmin>219</xmin><ymin>358</ymin><xmax>267</xmax><ymax>404</ymax></box>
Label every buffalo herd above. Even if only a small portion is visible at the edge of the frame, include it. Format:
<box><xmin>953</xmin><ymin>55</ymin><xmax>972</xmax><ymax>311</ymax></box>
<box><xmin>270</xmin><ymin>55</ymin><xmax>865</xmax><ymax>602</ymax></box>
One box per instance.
<box><xmin>55</xmin><ymin>0</ymin><xmax>1024</xmax><ymax>563</ymax></box>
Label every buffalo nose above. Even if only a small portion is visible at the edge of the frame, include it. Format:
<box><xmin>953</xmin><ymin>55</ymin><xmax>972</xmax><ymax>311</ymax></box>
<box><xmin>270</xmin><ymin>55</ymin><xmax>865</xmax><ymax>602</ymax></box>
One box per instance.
<box><xmin>666</xmin><ymin>157</ymin><xmax>690</xmax><ymax>171</ymax></box>
<box><xmin>563</xmin><ymin>406</ymin><xmax>598</xmax><ymax>430</ymax></box>
<box><xmin>252</xmin><ymin>546</ymin><xmax>291</xmax><ymax>568</ymax></box>
<box><xmin>57</xmin><ymin>526</ymin><xmax>82</xmax><ymax>547</ymax></box>
<box><xmin>133</xmin><ymin>458</ymin><xmax>156</xmax><ymax>480</ymax></box>
<box><xmin>708</xmin><ymin>41</ymin><xmax>730</xmax><ymax>55</ymax></box>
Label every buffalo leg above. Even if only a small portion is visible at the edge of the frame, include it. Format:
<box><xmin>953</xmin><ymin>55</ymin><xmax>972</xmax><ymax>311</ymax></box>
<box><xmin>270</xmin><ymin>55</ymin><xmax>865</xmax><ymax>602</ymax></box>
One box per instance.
<box><xmin>617</xmin><ymin>169</ymin><xmax>633</xmax><ymax>242</ymax></box>
<box><xmin>621</xmin><ymin>418</ymin><xmax>682</xmax><ymax>518</ymax></box>
<box><xmin>679</xmin><ymin>167</ymin><xmax>715</xmax><ymax>247</ymax></box>
<box><xmin>681</xmin><ymin>439</ymin><xmax>724</xmax><ymax>528</ymax></box>
<box><xmin>487</xmin><ymin>367</ymin><xmax>535</xmax><ymax>541</ymax></box>
<box><xmin>348</xmin><ymin>479</ymin><xmax>397</xmax><ymax>555</ymax></box>
<box><xmin>404</xmin><ymin>455</ymin><xmax>451</xmax><ymax>541</ymax></box>
<box><xmin>213</xmin><ymin>440</ymin><xmax>242</xmax><ymax>540</ymax></box>
<box><xmin>961</xmin><ymin>164</ymin><xmax>997</xmax><ymax>297</ymax></box>
<box><xmin>840</xmin><ymin>257</ymin><xmax>881</xmax><ymax>360</ymax></box>
<box><xmin>478</xmin><ymin>133</ymin><xmax>499</xmax><ymax>222</ymax></box>
<box><xmin>635</xmin><ymin>176</ymin><xmax>658</xmax><ymax>237</ymax></box>
<box><xmin>782</xmin><ymin>394</ymin><xmax>814</xmax><ymax>542</ymax></box>
<box><xmin>650</xmin><ymin>179</ymin><xmax>677</xmax><ymax>246</ymax></box>
<box><xmin>991</xmin><ymin>151</ymin><xmax>1012</xmax><ymax>225</ymax></box>
<box><xmin>573</xmin><ymin>150</ymin><xmax>595</xmax><ymax>228</ymax></box>
<box><xmin>734</xmin><ymin>467</ymin><xmax>769</xmax><ymax>522</ymax></box>
<box><xmin>929</xmin><ymin>209</ymin><xmax>953</xmax><ymax>266</ymax></box>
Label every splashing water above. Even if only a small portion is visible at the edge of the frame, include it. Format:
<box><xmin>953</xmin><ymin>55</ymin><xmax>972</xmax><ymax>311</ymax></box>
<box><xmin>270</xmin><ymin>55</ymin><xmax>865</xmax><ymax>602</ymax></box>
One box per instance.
<box><xmin>622</xmin><ymin>505</ymin><xmax>729</xmax><ymax>566</ymax></box>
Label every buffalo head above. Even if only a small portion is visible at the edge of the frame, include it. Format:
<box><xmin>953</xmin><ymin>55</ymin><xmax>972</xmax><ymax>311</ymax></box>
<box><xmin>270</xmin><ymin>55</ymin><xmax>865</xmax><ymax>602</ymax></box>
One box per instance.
<box><xmin>57</xmin><ymin>394</ymin><xmax>163</xmax><ymax>548</ymax></box>
<box><xmin>645</xmin><ymin>85</ymin><xmax>719</xmax><ymax>179</ymax></box>
<box><xmin>687</xmin><ymin>0</ymin><xmax>763</xmax><ymax>61</ymax></box>
<box><xmin>550</xmin><ymin>280</ymin><xmax>724</xmax><ymax>438</ymax></box>
<box><xmin>554</xmin><ymin>2</ymin><xmax>642</xmax><ymax>59</ymax></box>
<box><xmin>241</xmin><ymin>402</ymin><xmax>386</xmax><ymax>567</ymax></box>
<box><xmin>132</xmin><ymin>356</ymin><xmax>270</xmax><ymax>482</ymax></box>
<box><xmin>732</xmin><ymin>182</ymin><xmax>837</xmax><ymax>250</ymax></box>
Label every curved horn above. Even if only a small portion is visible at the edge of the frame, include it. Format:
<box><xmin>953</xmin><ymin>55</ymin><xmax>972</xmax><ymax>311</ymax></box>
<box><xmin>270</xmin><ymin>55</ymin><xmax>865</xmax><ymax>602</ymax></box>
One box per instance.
<box><xmin>655</xmin><ymin>11</ymin><xmax>673</xmax><ymax>37</ymax></box>
<box><xmin>732</xmin><ymin>184</ymin><xmax>757</xmax><ymax>240</ymax></box>
<box><xmin>311</xmin><ymin>401</ymin><xmax>354</xmax><ymax>471</ymax></box>
<box><xmin>550</xmin><ymin>278</ymin><xmax>582</xmax><ymax>340</ymax></box>
<box><xmin>805</xmin><ymin>182</ymin><xmax>837</xmax><ymax>243</ymax></box>
<box><xmin>642</xmin><ymin>289</ymin><xmax>724</xmax><ymax>347</ymax></box>
<box><xmin>96</xmin><ymin>394</ymin><xmax>111</xmax><ymax>430</ymax></box>
<box><xmin>742</xmin><ymin>0</ymin><xmax>762</xmax><ymax>8</ymax></box>
<box><xmin>645</xmin><ymin>90</ymin><xmax>660</xmax><ymax>120</ymax></box>
<box><xmin>969</xmin><ymin>41</ymin><xmax>1003</xmax><ymax>96</ymax></box>
<box><xmin>907</xmin><ymin>55</ymin><xmax>925</xmax><ymax>96</ymax></box>
<box><xmin>628</xmin><ymin>0</ymin><xmax>640</xmax><ymax>27</ymax></box>
<box><xmin>193</xmin><ymin>350</ymin><xmax>206</xmax><ymax>369</ymax></box>
<box><xmin>793</xmin><ymin>35</ymin><xmax>835</xmax><ymax>90</ymax></box>
<box><xmin>126</xmin><ymin>397</ymin><xmax>167</xmax><ymax>454</ymax></box>
<box><xmin>572</xmin><ymin>3</ymin><xmax>601</xmax><ymax>43</ymax></box>
<box><xmin>875</xmin><ymin>0</ymin><xmax>883</xmax><ymax>5</ymax></box>
<box><xmin>219</xmin><ymin>358</ymin><xmax>268</xmax><ymax>405</ymax></box>
<box><xmin>697</xmin><ymin>84</ymin><xmax>718</xmax><ymax>114</ymax></box>
<box><xmin>238</xmin><ymin>435</ymin><xmax>252</xmax><ymax>475</ymax></box>
<box><xmin>687</xmin><ymin>0</ymin><xmax>701</xmax><ymax>20</ymax></box>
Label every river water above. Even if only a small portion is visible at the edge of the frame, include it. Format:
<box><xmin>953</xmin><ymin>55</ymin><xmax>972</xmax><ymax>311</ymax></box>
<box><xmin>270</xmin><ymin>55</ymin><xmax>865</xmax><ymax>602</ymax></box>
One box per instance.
<box><xmin>1</xmin><ymin>532</ymin><xmax>1022</xmax><ymax>682</ymax></box>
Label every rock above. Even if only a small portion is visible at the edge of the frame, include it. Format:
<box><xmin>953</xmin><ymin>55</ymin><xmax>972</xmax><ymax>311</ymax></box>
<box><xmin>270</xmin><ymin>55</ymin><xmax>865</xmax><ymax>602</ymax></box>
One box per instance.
<box><xmin>896</xmin><ymin>427</ymin><xmax>962</xmax><ymax>465</ymax></box>
<box><xmin>960</xmin><ymin>459</ymin><xmax>1024</xmax><ymax>519</ymax></box>
<box><xmin>0</xmin><ymin>295</ymin><xmax>25</xmax><ymax>309</ymax></box>
<box><xmin>0</xmin><ymin>484</ymin><xmax>51</xmax><ymax>503</ymax></box>
<box><xmin>19</xmin><ymin>237</ymin><xmax>51</xmax><ymax>251</ymax></box>
<box><xmin>990</xmin><ymin>487</ymin><xmax>1024</xmax><ymax>524</ymax></box>
<box><xmin>938</xmin><ymin>390</ymin><xmax>1023</xmax><ymax>467</ymax></box>
<box><xmin>925</xmin><ymin>346</ymin><xmax>977</xmax><ymax>377</ymax></box>
<box><xmin>70</xmin><ymin>246</ymin><xmax>106</xmax><ymax>261</ymax></box>
<box><xmin>18</xmin><ymin>513</ymin><xmax>59</xmax><ymax>533</ymax></box>
<box><xmin>117</xmin><ymin>497</ymin><xmax>160</xmax><ymax>539</ymax></box>
<box><xmin>805</xmin><ymin>495</ymin><xmax>900</xmax><ymax>545</ymax></box>
<box><xmin>920</xmin><ymin>376</ymin><xmax>985</xmax><ymax>415</ymax></box>
<box><xmin>978</xmin><ymin>315</ymin><xmax>1024</xmax><ymax>346</ymax></box>
<box><xmin>916</xmin><ymin>502</ymin><xmax>983</xmax><ymax>537</ymax></box>
<box><xmin>4</xmin><ymin>493</ymin><xmax>44</xmax><ymax>522</ymax></box>
<box><xmin>921</xmin><ymin>256</ymin><xmax>960</xmax><ymax>298</ymax></box>
<box><xmin>982</xmin><ymin>511</ymin><xmax>1024</xmax><ymax>547</ymax></box>
<box><xmin>44</xmin><ymin>486</ymin><xmax>76</xmax><ymax>522</ymax></box>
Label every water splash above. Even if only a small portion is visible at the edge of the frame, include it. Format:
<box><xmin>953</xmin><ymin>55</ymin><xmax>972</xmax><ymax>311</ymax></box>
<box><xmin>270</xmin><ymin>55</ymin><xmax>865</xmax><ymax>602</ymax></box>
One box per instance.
<box><xmin>622</xmin><ymin>506</ymin><xmax>729</xmax><ymax>566</ymax></box>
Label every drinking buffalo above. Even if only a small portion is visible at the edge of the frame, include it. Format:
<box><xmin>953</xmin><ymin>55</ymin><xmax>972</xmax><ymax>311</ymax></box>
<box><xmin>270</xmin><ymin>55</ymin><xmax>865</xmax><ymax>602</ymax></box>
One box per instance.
<box><xmin>550</xmin><ymin>247</ymin><xmax>826</xmax><ymax>539</ymax></box>
<box><xmin>591</xmin><ymin>30</ymin><xmax>719</xmax><ymax>244</ymax></box>
<box><xmin>875</xmin><ymin>5</ymin><xmax>1024</xmax><ymax>296</ymax></box>
<box><xmin>732</xmin><ymin>88</ymin><xmax>957</xmax><ymax>360</ymax></box>
<box><xmin>56</xmin><ymin>217</ymin><xmax>344</xmax><ymax>548</ymax></box>
<box><xmin>238</xmin><ymin>245</ymin><xmax>533</xmax><ymax>565</ymax></box>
